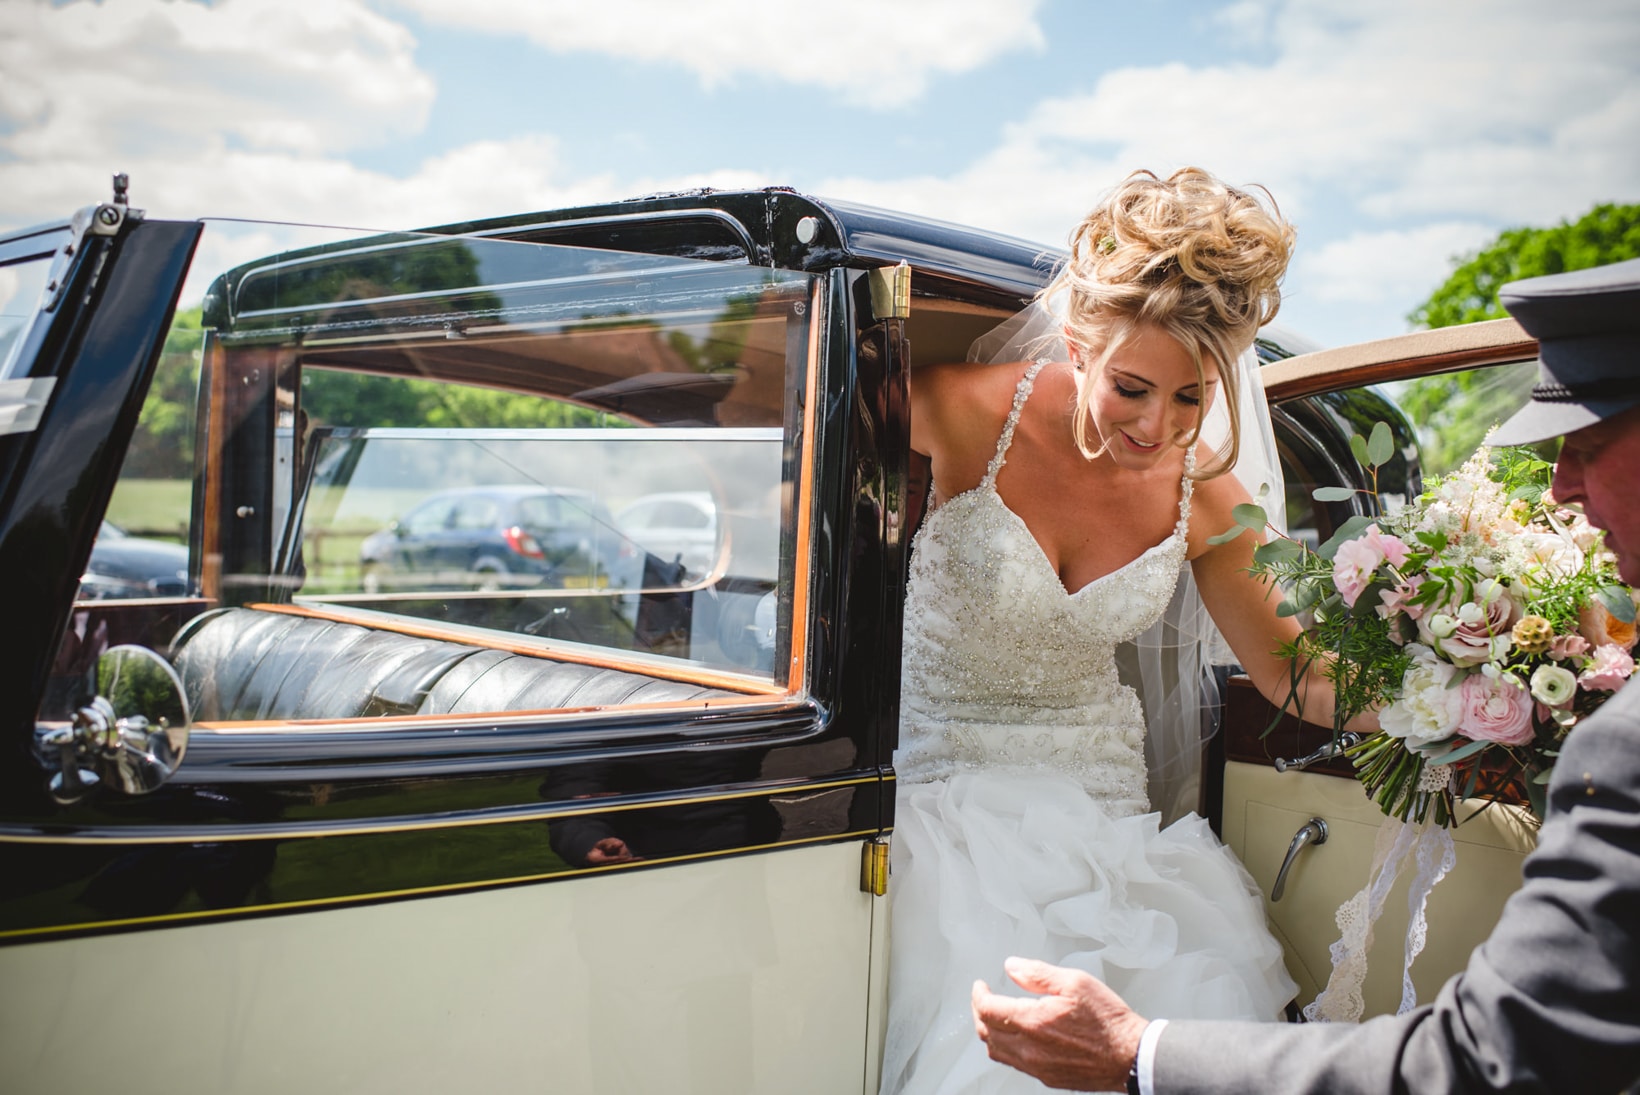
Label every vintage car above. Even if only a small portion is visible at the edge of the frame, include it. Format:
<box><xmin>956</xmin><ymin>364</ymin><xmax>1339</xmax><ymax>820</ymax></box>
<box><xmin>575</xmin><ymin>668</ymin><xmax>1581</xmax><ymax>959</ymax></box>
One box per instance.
<box><xmin>0</xmin><ymin>180</ymin><xmax>1542</xmax><ymax>1093</ymax></box>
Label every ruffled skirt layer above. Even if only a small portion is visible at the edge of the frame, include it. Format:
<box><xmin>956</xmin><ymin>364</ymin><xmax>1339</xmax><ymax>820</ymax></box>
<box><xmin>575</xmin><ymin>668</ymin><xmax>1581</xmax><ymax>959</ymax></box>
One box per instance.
<box><xmin>880</xmin><ymin>769</ymin><xmax>1296</xmax><ymax>1095</ymax></box>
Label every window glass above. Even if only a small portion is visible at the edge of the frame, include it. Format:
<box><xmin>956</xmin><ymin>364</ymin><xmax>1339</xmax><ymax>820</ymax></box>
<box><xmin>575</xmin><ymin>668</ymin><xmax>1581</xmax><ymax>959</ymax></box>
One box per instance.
<box><xmin>1274</xmin><ymin>358</ymin><xmax>1541</xmax><ymax>552</ymax></box>
<box><xmin>1381</xmin><ymin>360</ymin><xmax>1540</xmax><ymax>478</ymax></box>
<box><xmin>0</xmin><ymin>252</ymin><xmax>55</xmax><ymax>379</ymax></box>
<box><xmin>49</xmin><ymin>221</ymin><xmax>814</xmax><ymax>731</ymax></box>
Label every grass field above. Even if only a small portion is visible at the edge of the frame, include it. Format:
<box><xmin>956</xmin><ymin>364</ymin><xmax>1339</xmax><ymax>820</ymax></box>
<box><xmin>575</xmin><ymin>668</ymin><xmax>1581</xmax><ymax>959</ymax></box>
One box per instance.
<box><xmin>105</xmin><ymin>478</ymin><xmax>191</xmax><ymax>541</ymax></box>
<box><xmin>104</xmin><ymin>477</ymin><xmax>383</xmax><ymax>590</ymax></box>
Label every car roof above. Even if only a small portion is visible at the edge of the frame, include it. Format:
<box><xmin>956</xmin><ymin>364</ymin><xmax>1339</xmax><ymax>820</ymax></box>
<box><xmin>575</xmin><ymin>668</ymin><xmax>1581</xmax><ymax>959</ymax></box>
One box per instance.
<box><xmin>421</xmin><ymin>186</ymin><xmax>1059</xmax><ymax>303</ymax></box>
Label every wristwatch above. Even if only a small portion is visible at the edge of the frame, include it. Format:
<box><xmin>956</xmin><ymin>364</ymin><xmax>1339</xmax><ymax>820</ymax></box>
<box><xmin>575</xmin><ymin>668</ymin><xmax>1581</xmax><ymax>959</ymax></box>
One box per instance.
<box><xmin>1127</xmin><ymin>1059</ymin><xmax>1142</xmax><ymax>1095</ymax></box>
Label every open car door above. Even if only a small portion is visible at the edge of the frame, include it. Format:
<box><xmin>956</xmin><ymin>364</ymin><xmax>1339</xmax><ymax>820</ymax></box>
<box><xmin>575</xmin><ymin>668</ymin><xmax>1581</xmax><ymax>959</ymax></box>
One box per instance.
<box><xmin>0</xmin><ymin>205</ymin><xmax>893</xmax><ymax>1094</ymax></box>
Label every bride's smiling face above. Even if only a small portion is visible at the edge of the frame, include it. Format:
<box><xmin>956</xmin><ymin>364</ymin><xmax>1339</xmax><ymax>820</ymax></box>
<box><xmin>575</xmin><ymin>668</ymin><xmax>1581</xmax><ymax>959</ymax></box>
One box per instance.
<box><xmin>1078</xmin><ymin>324</ymin><xmax>1218</xmax><ymax>470</ymax></box>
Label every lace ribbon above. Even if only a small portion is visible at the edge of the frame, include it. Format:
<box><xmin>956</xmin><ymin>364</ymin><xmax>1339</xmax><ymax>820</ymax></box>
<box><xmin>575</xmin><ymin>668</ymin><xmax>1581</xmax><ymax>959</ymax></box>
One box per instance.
<box><xmin>1304</xmin><ymin>766</ymin><xmax>1458</xmax><ymax>1023</ymax></box>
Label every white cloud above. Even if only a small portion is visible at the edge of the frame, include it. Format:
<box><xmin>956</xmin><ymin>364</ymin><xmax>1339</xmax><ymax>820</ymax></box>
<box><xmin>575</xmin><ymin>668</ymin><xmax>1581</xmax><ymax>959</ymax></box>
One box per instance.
<box><xmin>989</xmin><ymin>0</ymin><xmax>1640</xmax><ymax>226</ymax></box>
<box><xmin>814</xmin><ymin>0</ymin><xmax>1640</xmax><ymax>342</ymax></box>
<box><xmin>1294</xmin><ymin>222</ymin><xmax>1499</xmax><ymax>306</ymax></box>
<box><xmin>392</xmin><ymin>0</ymin><xmax>1046</xmax><ymax>107</ymax></box>
<box><xmin>0</xmin><ymin>0</ymin><xmax>434</xmax><ymax>161</ymax></box>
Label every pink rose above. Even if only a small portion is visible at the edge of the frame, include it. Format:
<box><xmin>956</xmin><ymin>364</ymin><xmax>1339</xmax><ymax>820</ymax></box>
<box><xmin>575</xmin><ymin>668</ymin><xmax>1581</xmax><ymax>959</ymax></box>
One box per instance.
<box><xmin>1457</xmin><ymin>673</ymin><xmax>1534</xmax><ymax>746</ymax></box>
<box><xmin>1417</xmin><ymin>581</ymin><xmax>1518</xmax><ymax>667</ymax></box>
<box><xmin>1550</xmin><ymin>633</ymin><xmax>1591</xmax><ymax>661</ymax></box>
<box><xmin>1580</xmin><ymin>643</ymin><xmax>1637</xmax><ymax>692</ymax></box>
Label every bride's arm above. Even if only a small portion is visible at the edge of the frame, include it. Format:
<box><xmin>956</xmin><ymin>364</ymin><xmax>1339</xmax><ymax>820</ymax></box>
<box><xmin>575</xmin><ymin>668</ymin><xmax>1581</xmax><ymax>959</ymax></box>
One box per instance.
<box><xmin>1188</xmin><ymin>472</ymin><xmax>1379</xmax><ymax>733</ymax></box>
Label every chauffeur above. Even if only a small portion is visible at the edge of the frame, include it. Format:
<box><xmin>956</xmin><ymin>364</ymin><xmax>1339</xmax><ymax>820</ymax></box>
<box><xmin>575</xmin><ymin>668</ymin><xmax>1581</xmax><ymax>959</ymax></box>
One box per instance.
<box><xmin>970</xmin><ymin>256</ymin><xmax>1640</xmax><ymax>1094</ymax></box>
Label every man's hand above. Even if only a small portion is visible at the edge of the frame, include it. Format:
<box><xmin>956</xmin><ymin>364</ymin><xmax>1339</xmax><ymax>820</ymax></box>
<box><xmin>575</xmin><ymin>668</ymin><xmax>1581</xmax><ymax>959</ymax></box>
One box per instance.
<box><xmin>971</xmin><ymin>957</ymin><xmax>1149</xmax><ymax>1092</ymax></box>
<box><xmin>585</xmin><ymin>837</ymin><xmax>637</xmax><ymax>864</ymax></box>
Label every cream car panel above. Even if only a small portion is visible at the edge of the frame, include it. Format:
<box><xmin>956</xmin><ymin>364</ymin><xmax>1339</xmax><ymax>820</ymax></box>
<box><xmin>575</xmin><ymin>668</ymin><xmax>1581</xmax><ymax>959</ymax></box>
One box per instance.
<box><xmin>1222</xmin><ymin>760</ymin><xmax>1537</xmax><ymax>1015</ymax></box>
<box><xmin>0</xmin><ymin>840</ymin><xmax>878</xmax><ymax>1095</ymax></box>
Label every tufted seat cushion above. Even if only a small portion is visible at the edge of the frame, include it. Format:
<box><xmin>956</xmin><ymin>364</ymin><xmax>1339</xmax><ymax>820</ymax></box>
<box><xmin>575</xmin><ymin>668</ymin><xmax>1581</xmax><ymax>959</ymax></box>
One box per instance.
<box><xmin>415</xmin><ymin>648</ymin><xmax>733</xmax><ymax>714</ymax></box>
<box><xmin>171</xmin><ymin>608</ymin><xmax>736</xmax><ymax>723</ymax></box>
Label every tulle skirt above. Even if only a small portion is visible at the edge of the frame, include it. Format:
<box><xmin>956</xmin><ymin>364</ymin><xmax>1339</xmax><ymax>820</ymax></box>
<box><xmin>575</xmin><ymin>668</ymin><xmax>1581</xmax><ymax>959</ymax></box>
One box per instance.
<box><xmin>879</xmin><ymin>769</ymin><xmax>1297</xmax><ymax>1095</ymax></box>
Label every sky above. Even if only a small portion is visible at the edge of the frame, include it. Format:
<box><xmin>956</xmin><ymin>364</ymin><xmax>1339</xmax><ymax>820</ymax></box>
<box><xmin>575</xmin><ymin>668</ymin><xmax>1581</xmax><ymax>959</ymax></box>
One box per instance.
<box><xmin>2</xmin><ymin>0</ymin><xmax>1637</xmax><ymax>347</ymax></box>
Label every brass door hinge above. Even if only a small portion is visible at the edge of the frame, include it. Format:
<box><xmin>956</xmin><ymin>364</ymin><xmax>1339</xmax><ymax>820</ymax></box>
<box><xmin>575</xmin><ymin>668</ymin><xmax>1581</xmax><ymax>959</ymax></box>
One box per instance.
<box><xmin>860</xmin><ymin>836</ymin><xmax>890</xmax><ymax>895</ymax></box>
<box><xmin>868</xmin><ymin>262</ymin><xmax>911</xmax><ymax>321</ymax></box>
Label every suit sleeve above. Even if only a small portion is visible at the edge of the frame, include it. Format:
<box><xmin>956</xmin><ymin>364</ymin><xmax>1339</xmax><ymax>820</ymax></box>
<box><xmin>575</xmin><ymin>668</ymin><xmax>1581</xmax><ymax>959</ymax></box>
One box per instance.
<box><xmin>1153</xmin><ymin>681</ymin><xmax>1640</xmax><ymax>1095</ymax></box>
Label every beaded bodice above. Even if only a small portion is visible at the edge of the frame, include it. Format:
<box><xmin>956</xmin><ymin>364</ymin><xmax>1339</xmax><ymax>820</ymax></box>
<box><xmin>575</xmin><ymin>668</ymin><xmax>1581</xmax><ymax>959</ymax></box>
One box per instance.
<box><xmin>897</xmin><ymin>361</ymin><xmax>1193</xmax><ymax>816</ymax></box>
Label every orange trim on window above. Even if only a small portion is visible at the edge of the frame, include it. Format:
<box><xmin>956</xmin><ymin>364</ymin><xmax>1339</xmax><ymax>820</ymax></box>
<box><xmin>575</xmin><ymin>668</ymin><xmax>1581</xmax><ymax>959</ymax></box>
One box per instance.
<box><xmin>198</xmin><ymin>336</ymin><xmax>226</xmax><ymax>601</ymax></box>
<box><xmin>246</xmin><ymin>601</ymin><xmax>785</xmax><ymax>695</ymax></box>
<box><xmin>783</xmin><ymin>280</ymin><xmax>823</xmax><ymax>690</ymax></box>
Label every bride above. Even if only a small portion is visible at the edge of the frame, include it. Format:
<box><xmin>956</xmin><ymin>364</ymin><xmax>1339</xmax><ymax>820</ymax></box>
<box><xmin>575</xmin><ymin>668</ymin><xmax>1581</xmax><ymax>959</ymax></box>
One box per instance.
<box><xmin>882</xmin><ymin>167</ymin><xmax>1366</xmax><ymax>1094</ymax></box>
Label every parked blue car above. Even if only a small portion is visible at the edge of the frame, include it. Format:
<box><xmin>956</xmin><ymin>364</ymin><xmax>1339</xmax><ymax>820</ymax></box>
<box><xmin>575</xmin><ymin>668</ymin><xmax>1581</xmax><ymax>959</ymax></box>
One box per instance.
<box><xmin>77</xmin><ymin>521</ymin><xmax>190</xmax><ymax>600</ymax></box>
<box><xmin>358</xmin><ymin>485</ymin><xmax>630</xmax><ymax>593</ymax></box>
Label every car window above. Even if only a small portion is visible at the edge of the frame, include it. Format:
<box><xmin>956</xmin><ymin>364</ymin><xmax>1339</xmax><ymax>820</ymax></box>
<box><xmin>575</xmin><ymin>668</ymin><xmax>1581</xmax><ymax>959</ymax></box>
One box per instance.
<box><xmin>0</xmin><ymin>250</ymin><xmax>57</xmax><ymax>379</ymax></box>
<box><xmin>402</xmin><ymin>497</ymin><xmax>456</xmax><ymax>535</ymax></box>
<box><xmin>449</xmin><ymin>496</ymin><xmax>498</xmax><ymax>530</ymax></box>
<box><xmin>1275</xmin><ymin>358</ymin><xmax>1542</xmax><ymax>550</ymax></box>
<box><xmin>657</xmin><ymin>500</ymin><xmax>711</xmax><ymax>528</ymax></box>
<box><xmin>47</xmin><ymin>221</ymin><xmax>817</xmax><ymax>732</ymax></box>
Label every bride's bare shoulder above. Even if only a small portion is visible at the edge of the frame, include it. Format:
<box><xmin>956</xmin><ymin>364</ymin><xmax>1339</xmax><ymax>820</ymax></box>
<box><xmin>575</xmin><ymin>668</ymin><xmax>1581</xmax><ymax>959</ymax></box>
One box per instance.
<box><xmin>911</xmin><ymin>360</ymin><xmax>1036</xmax><ymax>454</ymax></box>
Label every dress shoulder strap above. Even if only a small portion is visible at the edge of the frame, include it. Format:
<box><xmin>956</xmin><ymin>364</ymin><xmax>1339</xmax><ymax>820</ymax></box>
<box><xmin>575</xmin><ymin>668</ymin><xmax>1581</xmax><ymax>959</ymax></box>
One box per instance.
<box><xmin>1174</xmin><ymin>446</ymin><xmax>1197</xmax><ymax>541</ymax></box>
<box><xmin>983</xmin><ymin>360</ymin><xmax>1047</xmax><ymax>487</ymax></box>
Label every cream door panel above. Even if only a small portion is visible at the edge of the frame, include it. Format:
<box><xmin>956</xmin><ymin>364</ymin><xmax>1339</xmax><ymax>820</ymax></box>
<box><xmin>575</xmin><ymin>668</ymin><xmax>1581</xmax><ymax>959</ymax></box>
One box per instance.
<box><xmin>0</xmin><ymin>840</ymin><xmax>878</xmax><ymax>1095</ymax></box>
<box><xmin>1222</xmin><ymin>760</ymin><xmax>1537</xmax><ymax>1017</ymax></box>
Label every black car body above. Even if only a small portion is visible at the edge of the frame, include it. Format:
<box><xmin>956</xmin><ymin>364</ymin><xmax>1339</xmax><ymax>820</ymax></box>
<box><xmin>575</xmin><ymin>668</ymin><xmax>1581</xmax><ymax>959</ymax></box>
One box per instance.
<box><xmin>0</xmin><ymin>184</ymin><xmax>1542</xmax><ymax>1093</ymax></box>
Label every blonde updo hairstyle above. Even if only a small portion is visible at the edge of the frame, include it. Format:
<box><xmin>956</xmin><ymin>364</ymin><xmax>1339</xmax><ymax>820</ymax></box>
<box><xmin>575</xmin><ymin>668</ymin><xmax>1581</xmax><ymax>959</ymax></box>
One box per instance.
<box><xmin>1052</xmin><ymin>167</ymin><xmax>1295</xmax><ymax>479</ymax></box>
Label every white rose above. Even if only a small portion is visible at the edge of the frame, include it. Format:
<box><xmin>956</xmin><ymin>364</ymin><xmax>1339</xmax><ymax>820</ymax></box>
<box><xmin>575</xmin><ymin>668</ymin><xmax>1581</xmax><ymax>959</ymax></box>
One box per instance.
<box><xmin>1380</xmin><ymin>644</ymin><xmax>1466</xmax><ymax>745</ymax></box>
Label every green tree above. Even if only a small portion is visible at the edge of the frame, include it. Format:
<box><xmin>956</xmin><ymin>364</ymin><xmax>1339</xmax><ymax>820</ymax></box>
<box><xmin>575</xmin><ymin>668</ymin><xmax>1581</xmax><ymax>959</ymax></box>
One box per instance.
<box><xmin>1410</xmin><ymin>203</ymin><xmax>1640</xmax><ymax>328</ymax></box>
<box><xmin>123</xmin><ymin>306</ymin><xmax>203</xmax><ymax>479</ymax></box>
<box><xmin>1397</xmin><ymin>203</ymin><xmax>1640</xmax><ymax>476</ymax></box>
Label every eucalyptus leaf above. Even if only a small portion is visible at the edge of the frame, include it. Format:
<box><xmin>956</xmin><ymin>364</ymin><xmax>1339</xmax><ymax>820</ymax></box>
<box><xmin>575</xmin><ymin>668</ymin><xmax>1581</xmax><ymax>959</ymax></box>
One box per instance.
<box><xmin>1252</xmin><ymin>538</ymin><xmax>1304</xmax><ymax>566</ymax></box>
<box><xmin>1368</xmin><ymin>421</ymin><xmax>1394</xmax><ymax>466</ymax></box>
<box><xmin>1206</xmin><ymin>526</ymin><xmax>1246</xmax><ymax>546</ymax></box>
<box><xmin>1231</xmin><ymin>502</ymin><xmax>1268</xmax><ymax>531</ymax></box>
<box><xmin>1317</xmin><ymin>514</ymin><xmax>1379</xmax><ymax>560</ymax></box>
<box><xmin>1527</xmin><ymin>780</ymin><xmax>1547</xmax><ymax>820</ymax></box>
<box><xmin>1423</xmin><ymin>737</ymin><xmax>1492</xmax><ymax>766</ymax></box>
<box><xmin>1597</xmin><ymin>585</ymin><xmax>1638</xmax><ymax>623</ymax></box>
<box><xmin>1531</xmin><ymin>768</ymin><xmax>1555</xmax><ymax>784</ymax></box>
<box><xmin>1275</xmin><ymin>599</ymin><xmax>1302</xmax><ymax>618</ymax></box>
<box><xmin>1349</xmin><ymin>433</ymin><xmax>1371</xmax><ymax>467</ymax></box>
<box><xmin>1409</xmin><ymin>735</ymin><xmax>1461</xmax><ymax>759</ymax></box>
<box><xmin>1311</xmin><ymin>486</ymin><xmax>1357</xmax><ymax>502</ymax></box>
<box><xmin>1291</xmin><ymin>579</ymin><xmax>1322</xmax><ymax>612</ymax></box>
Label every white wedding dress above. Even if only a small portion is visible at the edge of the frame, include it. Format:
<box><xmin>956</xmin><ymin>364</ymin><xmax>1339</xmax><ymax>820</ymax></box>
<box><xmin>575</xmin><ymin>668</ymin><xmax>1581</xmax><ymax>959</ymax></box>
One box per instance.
<box><xmin>881</xmin><ymin>362</ymin><xmax>1296</xmax><ymax>1094</ymax></box>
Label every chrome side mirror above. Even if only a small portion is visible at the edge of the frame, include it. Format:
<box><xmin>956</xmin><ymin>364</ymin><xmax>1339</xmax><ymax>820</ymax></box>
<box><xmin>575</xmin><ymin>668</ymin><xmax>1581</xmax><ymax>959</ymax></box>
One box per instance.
<box><xmin>34</xmin><ymin>645</ymin><xmax>191</xmax><ymax>806</ymax></box>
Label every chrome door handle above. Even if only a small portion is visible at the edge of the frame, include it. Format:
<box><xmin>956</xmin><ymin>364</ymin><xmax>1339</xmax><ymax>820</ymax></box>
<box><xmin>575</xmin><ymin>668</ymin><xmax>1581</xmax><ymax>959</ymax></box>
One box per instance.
<box><xmin>1274</xmin><ymin>733</ymin><xmax>1361</xmax><ymax>772</ymax></box>
<box><xmin>1271</xmin><ymin>817</ymin><xmax>1328</xmax><ymax>902</ymax></box>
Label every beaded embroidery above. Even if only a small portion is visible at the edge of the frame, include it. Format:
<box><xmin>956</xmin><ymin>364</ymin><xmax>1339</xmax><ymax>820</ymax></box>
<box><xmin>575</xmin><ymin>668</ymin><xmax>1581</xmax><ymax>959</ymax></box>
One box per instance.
<box><xmin>898</xmin><ymin>361</ymin><xmax>1194</xmax><ymax>816</ymax></box>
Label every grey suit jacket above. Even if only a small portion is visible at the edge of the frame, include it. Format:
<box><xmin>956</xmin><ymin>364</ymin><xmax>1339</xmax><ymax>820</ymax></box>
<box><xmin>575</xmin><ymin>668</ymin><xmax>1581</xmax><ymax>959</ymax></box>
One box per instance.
<box><xmin>1155</xmin><ymin>677</ymin><xmax>1640</xmax><ymax>1094</ymax></box>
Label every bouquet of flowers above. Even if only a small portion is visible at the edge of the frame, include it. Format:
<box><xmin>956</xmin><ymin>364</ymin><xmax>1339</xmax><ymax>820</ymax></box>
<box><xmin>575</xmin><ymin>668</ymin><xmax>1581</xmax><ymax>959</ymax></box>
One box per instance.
<box><xmin>1218</xmin><ymin>424</ymin><xmax>1637</xmax><ymax>827</ymax></box>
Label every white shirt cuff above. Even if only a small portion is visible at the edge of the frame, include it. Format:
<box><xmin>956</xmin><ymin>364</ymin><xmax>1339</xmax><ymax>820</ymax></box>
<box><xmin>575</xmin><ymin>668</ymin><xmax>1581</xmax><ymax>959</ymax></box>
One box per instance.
<box><xmin>1136</xmin><ymin>1018</ymin><xmax>1168</xmax><ymax>1095</ymax></box>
